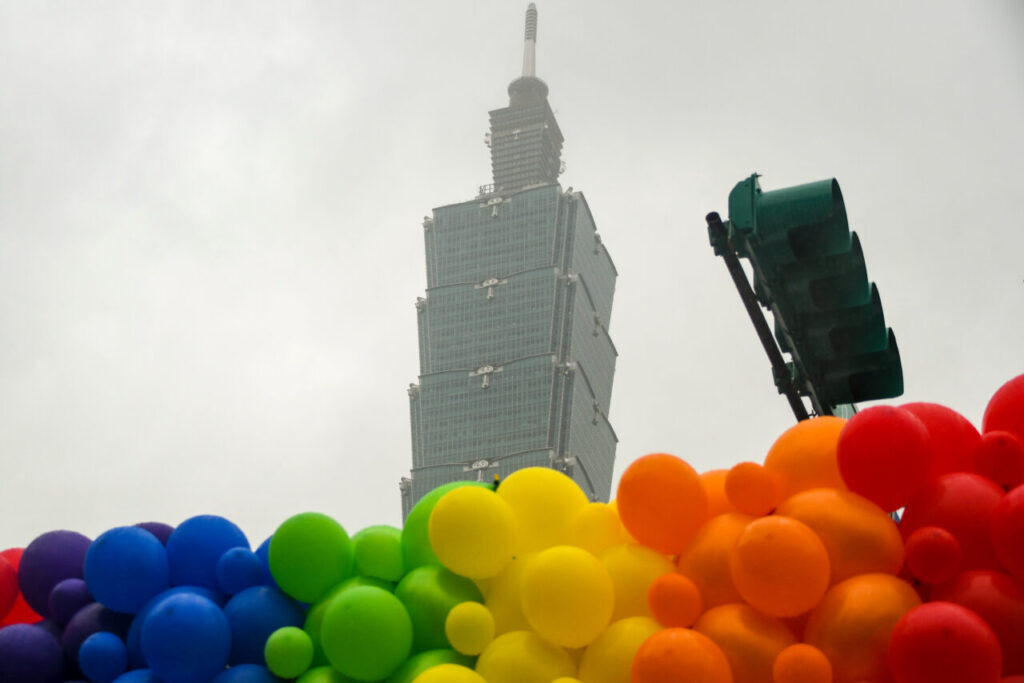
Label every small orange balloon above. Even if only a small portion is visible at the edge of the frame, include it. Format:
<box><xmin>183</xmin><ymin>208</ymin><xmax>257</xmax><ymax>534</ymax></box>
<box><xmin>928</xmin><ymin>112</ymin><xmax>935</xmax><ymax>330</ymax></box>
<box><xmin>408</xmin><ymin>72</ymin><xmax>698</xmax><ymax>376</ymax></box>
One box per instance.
<box><xmin>617</xmin><ymin>453</ymin><xmax>708</xmax><ymax>555</ymax></box>
<box><xmin>726</xmin><ymin>462</ymin><xmax>782</xmax><ymax>517</ymax></box>
<box><xmin>763</xmin><ymin>417</ymin><xmax>847</xmax><ymax>501</ymax></box>
<box><xmin>730</xmin><ymin>516</ymin><xmax>830</xmax><ymax>617</ymax></box>
<box><xmin>777</xmin><ymin>488</ymin><xmax>904</xmax><ymax>585</ymax></box>
<box><xmin>804</xmin><ymin>573</ymin><xmax>921</xmax><ymax>683</ymax></box>
<box><xmin>676</xmin><ymin>513</ymin><xmax>754</xmax><ymax>608</ymax></box>
<box><xmin>631</xmin><ymin>628</ymin><xmax>733</xmax><ymax>683</ymax></box>
<box><xmin>695</xmin><ymin>603</ymin><xmax>795</xmax><ymax>683</ymax></box>
<box><xmin>601</xmin><ymin>544</ymin><xmax>675</xmax><ymax>621</ymax></box>
<box><xmin>700</xmin><ymin>469</ymin><xmax>739</xmax><ymax>518</ymax></box>
<box><xmin>647</xmin><ymin>573</ymin><xmax>703</xmax><ymax>628</ymax></box>
<box><xmin>773</xmin><ymin>643</ymin><xmax>833</xmax><ymax>683</ymax></box>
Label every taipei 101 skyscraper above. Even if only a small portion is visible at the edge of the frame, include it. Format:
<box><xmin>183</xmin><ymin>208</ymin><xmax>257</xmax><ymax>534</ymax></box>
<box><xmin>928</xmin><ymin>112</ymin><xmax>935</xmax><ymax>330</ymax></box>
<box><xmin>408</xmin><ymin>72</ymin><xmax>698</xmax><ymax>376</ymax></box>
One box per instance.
<box><xmin>400</xmin><ymin>5</ymin><xmax>618</xmax><ymax>517</ymax></box>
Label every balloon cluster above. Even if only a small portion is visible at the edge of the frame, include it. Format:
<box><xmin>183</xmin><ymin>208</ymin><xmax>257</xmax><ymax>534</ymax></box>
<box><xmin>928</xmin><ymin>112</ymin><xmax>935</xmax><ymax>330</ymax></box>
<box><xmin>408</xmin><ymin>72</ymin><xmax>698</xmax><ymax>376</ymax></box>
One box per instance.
<box><xmin>0</xmin><ymin>373</ymin><xmax>1022</xmax><ymax>683</ymax></box>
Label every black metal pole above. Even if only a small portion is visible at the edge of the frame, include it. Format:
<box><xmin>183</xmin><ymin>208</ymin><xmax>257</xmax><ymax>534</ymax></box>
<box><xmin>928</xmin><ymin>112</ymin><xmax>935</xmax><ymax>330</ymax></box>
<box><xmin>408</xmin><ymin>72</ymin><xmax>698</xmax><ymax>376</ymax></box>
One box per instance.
<box><xmin>707</xmin><ymin>212</ymin><xmax>810</xmax><ymax>422</ymax></box>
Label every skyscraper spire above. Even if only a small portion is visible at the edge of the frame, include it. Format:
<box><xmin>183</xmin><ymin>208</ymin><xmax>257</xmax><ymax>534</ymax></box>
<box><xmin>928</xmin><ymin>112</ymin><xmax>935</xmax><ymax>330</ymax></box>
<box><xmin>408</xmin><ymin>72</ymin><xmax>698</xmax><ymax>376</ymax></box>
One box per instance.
<box><xmin>522</xmin><ymin>3</ymin><xmax>538</xmax><ymax>78</ymax></box>
<box><xmin>487</xmin><ymin>4</ymin><xmax>563</xmax><ymax>194</ymax></box>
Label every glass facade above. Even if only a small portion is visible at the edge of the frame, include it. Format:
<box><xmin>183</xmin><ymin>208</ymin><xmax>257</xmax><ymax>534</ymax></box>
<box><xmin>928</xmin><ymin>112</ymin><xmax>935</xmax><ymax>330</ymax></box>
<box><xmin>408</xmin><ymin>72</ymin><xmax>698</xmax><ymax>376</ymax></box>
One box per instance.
<box><xmin>400</xmin><ymin>51</ymin><xmax>617</xmax><ymax>518</ymax></box>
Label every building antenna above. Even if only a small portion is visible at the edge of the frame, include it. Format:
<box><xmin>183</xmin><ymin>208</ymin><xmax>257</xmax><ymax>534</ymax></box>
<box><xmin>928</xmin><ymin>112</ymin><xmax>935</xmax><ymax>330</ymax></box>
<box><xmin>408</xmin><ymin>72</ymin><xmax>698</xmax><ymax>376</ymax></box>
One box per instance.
<box><xmin>522</xmin><ymin>4</ymin><xmax>538</xmax><ymax>78</ymax></box>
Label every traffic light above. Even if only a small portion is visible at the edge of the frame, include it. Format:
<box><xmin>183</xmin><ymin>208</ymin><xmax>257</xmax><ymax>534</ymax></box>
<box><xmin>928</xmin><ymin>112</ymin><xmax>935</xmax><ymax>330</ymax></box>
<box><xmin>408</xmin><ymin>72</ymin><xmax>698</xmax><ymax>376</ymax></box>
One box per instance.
<box><xmin>725</xmin><ymin>174</ymin><xmax>902</xmax><ymax>412</ymax></box>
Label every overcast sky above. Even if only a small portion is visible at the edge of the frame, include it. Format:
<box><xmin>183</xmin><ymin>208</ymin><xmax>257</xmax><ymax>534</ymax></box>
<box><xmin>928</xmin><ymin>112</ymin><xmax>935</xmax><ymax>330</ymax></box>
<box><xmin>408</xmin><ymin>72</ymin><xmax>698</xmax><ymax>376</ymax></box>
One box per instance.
<box><xmin>2</xmin><ymin>1</ymin><xmax>1022</xmax><ymax>548</ymax></box>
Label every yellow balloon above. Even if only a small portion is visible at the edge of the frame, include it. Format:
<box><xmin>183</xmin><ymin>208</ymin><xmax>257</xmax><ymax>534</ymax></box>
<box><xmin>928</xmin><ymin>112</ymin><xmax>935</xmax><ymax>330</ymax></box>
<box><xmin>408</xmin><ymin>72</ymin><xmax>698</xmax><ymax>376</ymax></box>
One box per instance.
<box><xmin>570</xmin><ymin>502</ymin><xmax>629</xmax><ymax>557</ymax></box>
<box><xmin>577</xmin><ymin>616</ymin><xmax>661</xmax><ymax>683</ymax></box>
<box><xmin>484</xmin><ymin>553</ymin><xmax>534</xmax><ymax>634</ymax></box>
<box><xmin>497</xmin><ymin>467</ymin><xmax>588</xmax><ymax>552</ymax></box>
<box><xmin>413</xmin><ymin>663</ymin><xmax>487</xmax><ymax>683</ymax></box>
<box><xmin>445</xmin><ymin>601</ymin><xmax>495</xmax><ymax>656</ymax></box>
<box><xmin>552</xmin><ymin>679</ymin><xmax>584</xmax><ymax>683</ymax></box>
<box><xmin>475</xmin><ymin>631</ymin><xmax>577</xmax><ymax>683</ymax></box>
<box><xmin>600</xmin><ymin>543</ymin><xmax>674</xmax><ymax>620</ymax></box>
<box><xmin>428</xmin><ymin>486</ymin><xmax>519</xmax><ymax>579</ymax></box>
<box><xmin>521</xmin><ymin>545</ymin><xmax>614</xmax><ymax>649</ymax></box>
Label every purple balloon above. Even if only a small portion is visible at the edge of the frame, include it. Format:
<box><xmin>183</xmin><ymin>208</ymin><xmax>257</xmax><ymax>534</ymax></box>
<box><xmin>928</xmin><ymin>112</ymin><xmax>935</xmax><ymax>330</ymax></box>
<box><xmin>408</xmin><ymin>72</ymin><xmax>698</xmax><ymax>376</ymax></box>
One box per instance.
<box><xmin>135</xmin><ymin>523</ymin><xmax>174</xmax><ymax>547</ymax></box>
<box><xmin>17</xmin><ymin>530</ymin><xmax>92</xmax><ymax>618</ymax></box>
<box><xmin>49</xmin><ymin>578</ymin><xmax>93</xmax><ymax>625</ymax></box>
<box><xmin>61</xmin><ymin>602</ymin><xmax>132</xmax><ymax>661</ymax></box>
<box><xmin>0</xmin><ymin>623</ymin><xmax>65</xmax><ymax>682</ymax></box>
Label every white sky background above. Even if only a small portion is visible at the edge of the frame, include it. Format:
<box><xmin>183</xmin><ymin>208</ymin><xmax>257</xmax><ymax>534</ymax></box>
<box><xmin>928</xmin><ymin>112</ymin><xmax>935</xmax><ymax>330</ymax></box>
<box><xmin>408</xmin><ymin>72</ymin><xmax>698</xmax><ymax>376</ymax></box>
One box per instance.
<box><xmin>1</xmin><ymin>1</ymin><xmax>1022</xmax><ymax>548</ymax></box>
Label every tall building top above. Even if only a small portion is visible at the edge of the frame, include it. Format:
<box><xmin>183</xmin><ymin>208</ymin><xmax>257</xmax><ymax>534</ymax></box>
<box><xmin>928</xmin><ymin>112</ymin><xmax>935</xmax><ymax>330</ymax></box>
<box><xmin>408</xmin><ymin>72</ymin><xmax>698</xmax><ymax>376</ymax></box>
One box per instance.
<box><xmin>487</xmin><ymin>4</ymin><xmax>563</xmax><ymax>195</ymax></box>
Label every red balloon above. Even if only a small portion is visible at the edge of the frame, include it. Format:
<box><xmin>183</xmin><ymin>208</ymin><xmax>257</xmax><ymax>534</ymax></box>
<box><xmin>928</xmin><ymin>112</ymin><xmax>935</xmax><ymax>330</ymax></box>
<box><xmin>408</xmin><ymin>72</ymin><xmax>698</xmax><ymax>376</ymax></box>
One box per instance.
<box><xmin>904</xmin><ymin>526</ymin><xmax>961</xmax><ymax>584</ymax></box>
<box><xmin>900</xmin><ymin>473</ymin><xmax>1004</xmax><ymax>571</ymax></box>
<box><xmin>975</xmin><ymin>431</ymin><xmax>1024</xmax><ymax>490</ymax></box>
<box><xmin>889</xmin><ymin>601</ymin><xmax>1002</xmax><ymax>683</ymax></box>
<box><xmin>984</xmin><ymin>375</ymin><xmax>1024</xmax><ymax>443</ymax></box>
<box><xmin>0</xmin><ymin>555</ymin><xmax>16</xmax><ymax>619</ymax></box>
<box><xmin>932</xmin><ymin>570</ymin><xmax>1024</xmax><ymax>676</ymax></box>
<box><xmin>0</xmin><ymin>549</ymin><xmax>41</xmax><ymax>626</ymax></box>
<box><xmin>902</xmin><ymin>402</ymin><xmax>981</xmax><ymax>477</ymax></box>
<box><xmin>991</xmin><ymin>484</ymin><xmax>1024</xmax><ymax>580</ymax></box>
<box><xmin>837</xmin><ymin>406</ymin><xmax>932</xmax><ymax>512</ymax></box>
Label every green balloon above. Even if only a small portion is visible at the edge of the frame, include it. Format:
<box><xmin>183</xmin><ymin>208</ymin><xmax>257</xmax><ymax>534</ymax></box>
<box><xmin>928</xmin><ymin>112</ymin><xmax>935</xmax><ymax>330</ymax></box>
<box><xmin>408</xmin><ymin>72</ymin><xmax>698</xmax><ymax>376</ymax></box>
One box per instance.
<box><xmin>353</xmin><ymin>525</ymin><xmax>404</xmax><ymax>582</ymax></box>
<box><xmin>402</xmin><ymin>481</ymin><xmax>492</xmax><ymax>571</ymax></box>
<box><xmin>394</xmin><ymin>565</ymin><xmax>483</xmax><ymax>654</ymax></box>
<box><xmin>265</xmin><ymin>626</ymin><xmax>314</xmax><ymax>679</ymax></box>
<box><xmin>297</xmin><ymin>666</ymin><xmax>358</xmax><ymax>683</ymax></box>
<box><xmin>384</xmin><ymin>649</ymin><xmax>476</xmax><ymax>683</ymax></box>
<box><xmin>270</xmin><ymin>512</ymin><xmax>354</xmax><ymax>603</ymax></box>
<box><xmin>305</xmin><ymin>576</ymin><xmax>395</xmax><ymax>668</ymax></box>
<box><xmin>321</xmin><ymin>585</ymin><xmax>413</xmax><ymax>681</ymax></box>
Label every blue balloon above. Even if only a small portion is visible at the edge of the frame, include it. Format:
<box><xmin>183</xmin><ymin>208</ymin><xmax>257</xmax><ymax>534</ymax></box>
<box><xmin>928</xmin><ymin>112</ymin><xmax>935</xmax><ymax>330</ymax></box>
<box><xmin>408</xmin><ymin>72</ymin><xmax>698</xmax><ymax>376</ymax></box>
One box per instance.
<box><xmin>113</xmin><ymin>671</ymin><xmax>163</xmax><ymax>682</ymax></box>
<box><xmin>216</xmin><ymin>548</ymin><xmax>266</xmax><ymax>595</ymax></box>
<box><xmin>223</xmin><ymin>585</ymin><xmax>304</xmax><ymax>665</ymax></box>
<box><xmin>0</xmin><ymin>623</ymin><xmax>65</xmax><ymax>683</ymax></box>
<box><xmin>210</xmin><ymin>664</ymin><xmax>279</xmax><ymax>682</ymax></box>
<box><xmin>48</xmin><ymin>577</ymin><xmax>93</xmax><ymax>626</ymax></box>
<box><xmin>254</xmin><ymin>537</ymin><xmax>277</xmax><ymax>588</ymax></box>
<box><xmin>141</xmin><ymin>592</ymin><xmax>230</xmax><ymax>683</ymax></box>
<box><xmin>85</xmin><ymin>527</ymin><xmax>170</xmax><ymax>613</ymax></box>
<box><xmin>166</xmin><ymin>515</ymin><xmax>249</xmax><ymax>590</ymax></box>
<box><xmin>125</xmin><ymin>586</ymin><xmax>225</xmax><ymax>670</ymax></box>
<box><xmin>78</xmin><ymin>632</ymin><xmax>128</xmax><ymax>683</ymax></box>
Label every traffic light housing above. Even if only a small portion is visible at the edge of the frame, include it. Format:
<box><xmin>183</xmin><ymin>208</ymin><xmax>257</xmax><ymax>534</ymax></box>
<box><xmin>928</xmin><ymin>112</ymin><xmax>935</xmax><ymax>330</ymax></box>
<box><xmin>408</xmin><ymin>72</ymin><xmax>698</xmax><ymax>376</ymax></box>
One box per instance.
<box><xmin>726</xmin><ymin>175</ymin><xmax>902</xmax><ymax>412</ymax></box>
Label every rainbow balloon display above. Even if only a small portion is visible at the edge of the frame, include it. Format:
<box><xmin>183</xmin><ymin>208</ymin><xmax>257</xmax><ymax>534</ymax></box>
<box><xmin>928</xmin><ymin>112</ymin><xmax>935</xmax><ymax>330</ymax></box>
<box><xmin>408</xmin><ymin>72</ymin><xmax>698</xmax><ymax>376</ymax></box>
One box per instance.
<box><xmin>2</xmin><ymin>374</ymin><xmax>1023</xmax><ymax>682</ymax></box>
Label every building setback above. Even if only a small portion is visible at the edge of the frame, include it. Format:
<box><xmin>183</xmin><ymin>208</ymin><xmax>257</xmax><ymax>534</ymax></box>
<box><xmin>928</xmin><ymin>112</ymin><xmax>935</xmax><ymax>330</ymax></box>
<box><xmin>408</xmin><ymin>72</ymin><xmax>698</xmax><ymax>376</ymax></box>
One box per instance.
<box><xmin>400</xmin><ymin>4</ymin><xmax>618</xmax><ymax>518</ymax></box>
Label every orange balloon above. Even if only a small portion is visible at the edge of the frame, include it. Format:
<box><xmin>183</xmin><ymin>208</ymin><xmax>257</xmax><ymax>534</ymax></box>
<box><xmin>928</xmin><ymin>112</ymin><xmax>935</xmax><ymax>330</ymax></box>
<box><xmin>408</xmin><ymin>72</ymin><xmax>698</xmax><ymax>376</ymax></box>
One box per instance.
<box><xmin>725</xmin><ymin>462</ymin><xmax>782</xmax><ymax>517</ymax></box>
<box><xmin>700</xmin><ymin>469</ymin><xmax>739</xmax><ymax>518</ymax></box>
<box><xmin>631</xmin><ymin>628</ymin><xmax>733</xmax><ymax>683</ymax></box>
<box><xmin>694</xmin><ymin>603</ymin><xmax>795</xmax><ymax>683</ymax></box>
<box><xmin>647</xmin><ymin>573</ymin><xmax>703</xmax><ymax>628</ymax></box>
<box><xmin>804</xmin><ymin>573</ymin><xmax>921</xmax><ymax>683</ymax></box>
<box><xmin>763</xmin><ymin>417</ymin><xmax>847</xmax><ymax>501</ymax></box>
<box><xmin>730</xmin><ymin>517</ymin><xmax>830</xmax><ymax>617</ymax></box>
<box><xmin>677</xmin><ymin>513</ymin><xmax>754</xmax><ymax>608</ymax></box>
<box><xmin>777</xmin><ymin>488</ymin><xmax>903</xmax><ymax>585</ymax></box>
<box><xmin>617</xmin><ymin>454</ymin><xmax>708</xmax><ymax>555</ymax></box>
<box><xmin>773</xmin><ymin>643</ymin><xmax>833</xmax><ymax>683</ymax></box>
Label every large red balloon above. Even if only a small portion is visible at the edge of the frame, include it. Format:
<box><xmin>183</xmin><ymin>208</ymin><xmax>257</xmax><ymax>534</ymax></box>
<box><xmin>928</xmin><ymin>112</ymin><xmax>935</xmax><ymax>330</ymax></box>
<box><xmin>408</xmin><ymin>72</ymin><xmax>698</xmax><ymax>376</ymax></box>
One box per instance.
<box><xmin>902</xmin><ymin>402</ymin><xmax>981</xmax><ymax>477</ymax></box>
<box><xmin>837</xmin><ymin>406</ymin><xmax>932</xmax><ymax>512</ymax></box>
<box><xmin>900</xmin><ymin>472</ymin><xmax>1004</xmax><ymax>571</ymax></box>
<box><xmin>0</xmin><ymin>549</ymin><xmax>41</xmax><ymax>626</ymax></box>
<box><xmin>888</xmin><ymin>601</ymin><xmax>1002</xmax><ymax>683</ymax></box>
<box><xmin>932</xmin><ymin>570</ymin><xmax>1024</xmax><ymax>676</ymax></box>
<box><xmin>974</xmin><ymin>431</ymin><xmax>1024</xmax><ymax>490</ymax></box>
<box><xmin>983</xmin><ymin>375</ymin><xmax>1024</xmax><ymax>443</ymax></box>
<box><xmin>991</xmin><ymin>484</ymin><xmax>1024</xmax><ymax>580</ymax></box>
